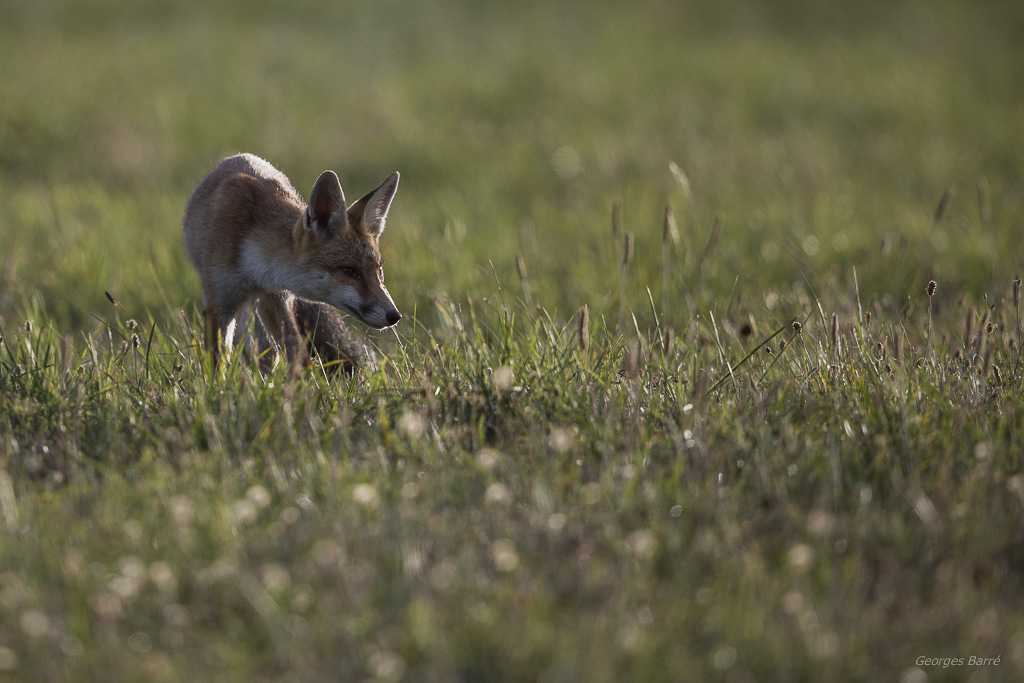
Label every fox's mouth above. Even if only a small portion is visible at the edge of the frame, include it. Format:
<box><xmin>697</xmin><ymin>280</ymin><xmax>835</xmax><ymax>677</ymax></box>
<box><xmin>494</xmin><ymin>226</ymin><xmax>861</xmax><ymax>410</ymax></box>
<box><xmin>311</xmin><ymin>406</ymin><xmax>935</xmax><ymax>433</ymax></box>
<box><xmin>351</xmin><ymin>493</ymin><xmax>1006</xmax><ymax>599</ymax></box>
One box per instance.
<box><xmin>341</xmin><ymin>303</ymin><xmax>401</xmax><ymax>330</ymax></box>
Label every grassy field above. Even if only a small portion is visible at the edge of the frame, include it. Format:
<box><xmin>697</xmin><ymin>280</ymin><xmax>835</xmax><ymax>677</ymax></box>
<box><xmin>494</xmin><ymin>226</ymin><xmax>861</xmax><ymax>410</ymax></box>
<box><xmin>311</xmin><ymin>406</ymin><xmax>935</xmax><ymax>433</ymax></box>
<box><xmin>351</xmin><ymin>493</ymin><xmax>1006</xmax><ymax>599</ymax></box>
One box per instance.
<box><xmin>2</xmin><ymin>0</ymin><xmax>1024</xmax><ymax>680</ymax></box>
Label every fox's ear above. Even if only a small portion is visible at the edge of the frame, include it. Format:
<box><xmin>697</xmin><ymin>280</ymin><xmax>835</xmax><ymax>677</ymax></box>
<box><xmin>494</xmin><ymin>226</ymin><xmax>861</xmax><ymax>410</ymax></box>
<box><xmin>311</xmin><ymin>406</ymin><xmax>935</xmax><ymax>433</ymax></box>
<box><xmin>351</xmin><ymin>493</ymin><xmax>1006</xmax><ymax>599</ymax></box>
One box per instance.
<box><xmin>348</xmin><ymin>172</ymin><xmax>399</xmax><ymax>237</ymax></box>
<box><xmin>305</xmin><ymin>171</ymin><xmax>347</xmax><ymax>240</ymax></box>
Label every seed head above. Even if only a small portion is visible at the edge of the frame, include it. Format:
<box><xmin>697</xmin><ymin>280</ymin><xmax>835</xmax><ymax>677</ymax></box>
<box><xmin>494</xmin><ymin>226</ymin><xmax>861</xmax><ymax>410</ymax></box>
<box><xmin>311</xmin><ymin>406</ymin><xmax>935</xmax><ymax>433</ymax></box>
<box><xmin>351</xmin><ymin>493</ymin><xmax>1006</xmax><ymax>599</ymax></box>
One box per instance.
<box><xmin>622</xmin><ymin>341</ymin><xmax>642</xmax><ymax>379</ymax></box>
<box><xmin>126</xmin><ymin>319</ymin><xmax>138</xmax><ymax>331</ymax></box>
<box><xmin>972</xmin><ymin>309</ymin><xmax>990</xmax><ymax>366</ymax></box>
<box><xmin>1014</xmin><ymin>277</ymin><xmax>1021</xmax><ymax>308</ymax></box>
<box><xmin>662</xmin><ymin>205</ymin><xmax>678</xmax><ymax>246</ymax></box>
<box><xmin>934</xmin><ymin>186</ymin><xmax>954</xmax><ymax>224</ymax></box>
<box><xmin>576</xmin><ymin>305</ymin><xmax>590</xmax><ymax>353</ymax></box>
<box><xmin>131</xmin><ymin>334</ymin><xmax>141</xmax><ymax>349</ymax></box>
<box><xmin>622</xmin><ymin>232</ymin><xmax>634</xmax><ymax>267</ymax></box>
<box><xmin>105</xmin><ymin>290</ymin><xmax>120</xmax><ymax>307</ymax></box>
<box><xmin>704</xmin><ymin>213</ymin><xmax>722</xmax><ymax>260</ymax></box>
<box><xmin>926</xmin><ymin>280</ymin><xmax>937</xmax><ymax>297</ymax></box>
<box><xmin>792</xmin><ymin>320</ymin><xmax>802</xmax><ymax>334</ymax></box>
<box><xmin>978</xmin><ymin>177</ymin><xmax>992</xmax><ymax>227</ymax></box>
<box><xmin>669</xmin><ymin>161</ymin><xmax>692</xmax><ymax>198</ymax></box>
<box><xmin>24</xmin><ymin>320</ymin><xmax>32</xmax><ymax>333</ymax></box>
<box><xmin>662</xmin><ymin>328</ymin><xmax>674</xmax><ymax>357</ymax></box>
<box><xmin>965</xmin><ymin>307</ymin><xmax>977</xmax><ymax>349</ymax></box>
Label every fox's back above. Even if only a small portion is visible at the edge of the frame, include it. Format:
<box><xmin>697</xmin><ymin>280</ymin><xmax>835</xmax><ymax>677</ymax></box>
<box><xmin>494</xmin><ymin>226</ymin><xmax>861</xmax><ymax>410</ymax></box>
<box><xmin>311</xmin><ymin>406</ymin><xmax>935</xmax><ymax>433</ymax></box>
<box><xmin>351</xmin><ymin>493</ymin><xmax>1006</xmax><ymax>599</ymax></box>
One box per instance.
<box><xmin>183</xmin><ymin>154</ymin><xmax>304</xmax><ymax>272</ymax></box>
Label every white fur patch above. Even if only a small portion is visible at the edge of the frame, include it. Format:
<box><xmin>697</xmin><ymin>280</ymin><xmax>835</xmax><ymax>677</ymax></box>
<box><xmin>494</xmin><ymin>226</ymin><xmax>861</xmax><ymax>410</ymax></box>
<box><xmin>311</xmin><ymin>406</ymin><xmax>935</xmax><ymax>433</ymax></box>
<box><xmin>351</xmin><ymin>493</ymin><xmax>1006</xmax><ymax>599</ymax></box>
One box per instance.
<box><xmin>223</xmin><ymin>316</ymin><xmax>238</xmax><ymax>350</ymax></box>
<box><xmin>239</xmin><ymin>240</ymin><xmax>313</xmax><ymax>294</ymax></box>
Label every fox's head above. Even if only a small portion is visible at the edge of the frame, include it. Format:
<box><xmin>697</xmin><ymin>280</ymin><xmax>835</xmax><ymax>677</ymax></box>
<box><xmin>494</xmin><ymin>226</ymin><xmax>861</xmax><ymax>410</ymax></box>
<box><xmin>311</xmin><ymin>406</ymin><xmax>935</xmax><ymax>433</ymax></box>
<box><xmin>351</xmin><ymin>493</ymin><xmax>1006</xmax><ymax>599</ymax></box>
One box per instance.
<box><xmin>297</xmin><ymin>170</ymin><xmax>402</xmax><ymax>329</ymax></box>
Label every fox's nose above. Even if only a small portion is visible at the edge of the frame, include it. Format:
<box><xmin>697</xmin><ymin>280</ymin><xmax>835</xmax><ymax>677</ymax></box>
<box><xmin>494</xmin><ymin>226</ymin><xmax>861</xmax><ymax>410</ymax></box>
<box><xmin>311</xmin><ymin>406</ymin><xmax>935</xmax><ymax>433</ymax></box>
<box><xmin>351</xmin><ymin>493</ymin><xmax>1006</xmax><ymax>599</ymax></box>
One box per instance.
<box><xmin>386</xmin><ymin>309</ymin><xmax>402</xmax><ymax>326</ymax></box>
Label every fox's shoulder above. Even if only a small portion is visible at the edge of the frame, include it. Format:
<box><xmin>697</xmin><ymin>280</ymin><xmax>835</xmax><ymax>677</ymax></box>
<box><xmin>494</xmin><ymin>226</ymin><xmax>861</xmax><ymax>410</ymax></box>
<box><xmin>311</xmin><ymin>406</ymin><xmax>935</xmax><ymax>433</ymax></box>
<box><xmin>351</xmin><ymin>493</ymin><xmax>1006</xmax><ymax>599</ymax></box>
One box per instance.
<box><xmin>202</xmin><ymin>155</ymin><xmax>300</xmax><ymax>215</ymax></box>
<box><xmin>222</xmin><ymin>153</ymin><xmax>285</xmax><ymax>181</ymax></box>
<box><xmin>218</xmin><ymin>154</ymin><xmax>299</xmax><ymax>194</ymax></box>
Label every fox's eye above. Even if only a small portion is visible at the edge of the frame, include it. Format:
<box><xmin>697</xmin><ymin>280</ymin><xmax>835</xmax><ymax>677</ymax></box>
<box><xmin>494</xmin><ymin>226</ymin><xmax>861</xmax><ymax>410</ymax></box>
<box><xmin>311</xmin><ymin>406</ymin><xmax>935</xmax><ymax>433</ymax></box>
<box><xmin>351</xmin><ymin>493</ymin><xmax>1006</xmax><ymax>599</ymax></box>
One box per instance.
<box><xmin>340</xmin><ymin>267</ymin><xmax>362</xmax><ymax>280</ymax></box>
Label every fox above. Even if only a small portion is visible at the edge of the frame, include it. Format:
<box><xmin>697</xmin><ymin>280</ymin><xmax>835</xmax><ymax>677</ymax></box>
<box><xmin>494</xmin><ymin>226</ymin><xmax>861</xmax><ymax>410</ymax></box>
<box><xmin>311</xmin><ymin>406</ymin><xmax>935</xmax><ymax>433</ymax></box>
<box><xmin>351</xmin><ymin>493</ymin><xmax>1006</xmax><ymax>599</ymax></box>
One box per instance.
<box><xmin>183</xmin><ymin>153</ymin><xmax>401</xmax><ymax>373</ymax></box>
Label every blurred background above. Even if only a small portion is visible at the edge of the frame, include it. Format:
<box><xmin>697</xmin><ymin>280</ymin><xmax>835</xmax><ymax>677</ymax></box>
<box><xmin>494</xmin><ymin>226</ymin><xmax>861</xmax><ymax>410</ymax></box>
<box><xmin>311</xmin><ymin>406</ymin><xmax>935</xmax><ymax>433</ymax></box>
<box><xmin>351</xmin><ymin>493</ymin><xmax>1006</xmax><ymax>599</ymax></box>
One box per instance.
<box><xmin>1</xmin><ymin>0</ymin><xmax>1022</xmax><ymax>336</ymax></box>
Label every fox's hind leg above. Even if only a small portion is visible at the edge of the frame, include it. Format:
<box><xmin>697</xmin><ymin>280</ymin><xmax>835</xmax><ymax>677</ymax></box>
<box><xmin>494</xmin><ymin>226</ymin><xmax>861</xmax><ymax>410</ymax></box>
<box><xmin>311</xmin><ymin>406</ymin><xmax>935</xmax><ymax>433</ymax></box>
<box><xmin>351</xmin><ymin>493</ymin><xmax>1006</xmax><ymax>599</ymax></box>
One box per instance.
<box><xmin>292</xmin><ymin>299</ymin><xmax>370</xmax><ymax>376</ymax></box>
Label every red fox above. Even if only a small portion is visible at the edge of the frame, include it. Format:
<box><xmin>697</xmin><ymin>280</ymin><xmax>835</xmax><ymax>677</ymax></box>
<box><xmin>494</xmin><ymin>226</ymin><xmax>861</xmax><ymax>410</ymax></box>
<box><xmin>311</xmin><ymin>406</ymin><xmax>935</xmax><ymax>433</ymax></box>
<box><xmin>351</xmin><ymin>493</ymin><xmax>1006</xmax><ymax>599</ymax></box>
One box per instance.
<box><xmin>183</xmin><ymin>153</ymin><xmax>401</xmax><ymax>372</ymax></box>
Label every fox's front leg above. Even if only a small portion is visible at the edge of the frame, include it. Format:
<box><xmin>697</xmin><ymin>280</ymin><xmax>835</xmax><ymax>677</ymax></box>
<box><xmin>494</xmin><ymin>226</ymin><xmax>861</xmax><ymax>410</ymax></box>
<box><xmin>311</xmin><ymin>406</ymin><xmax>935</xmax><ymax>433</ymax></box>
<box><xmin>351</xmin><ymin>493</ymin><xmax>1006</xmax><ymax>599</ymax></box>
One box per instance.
<box><xmin>201</xmin><ymin>285</ymin><xmax>250</xmax><ymax>366</ymax></box>
<box><xmin>255</xmin><ymin>293</ymin><xmax>308</xmax><ymax>370</ymax></box>
<box><xmin>202</xmin><ymin>304</ymin><xmax>234</xmax><ymax>366</ymax></box>
<box><xmin>203</xmin><ymin>308</ymin><xmax>219</xmax><ymax>363</ymax></box>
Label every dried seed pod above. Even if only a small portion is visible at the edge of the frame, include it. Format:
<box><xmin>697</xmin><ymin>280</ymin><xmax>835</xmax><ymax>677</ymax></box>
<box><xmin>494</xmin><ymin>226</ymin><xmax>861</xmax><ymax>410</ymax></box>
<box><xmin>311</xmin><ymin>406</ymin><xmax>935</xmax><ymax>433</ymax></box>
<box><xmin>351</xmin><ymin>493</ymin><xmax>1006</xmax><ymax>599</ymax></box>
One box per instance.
<box><xmin>576</xmin><ymin>305</ymin><xmax>590</xmax><ymax>353</ymax></box>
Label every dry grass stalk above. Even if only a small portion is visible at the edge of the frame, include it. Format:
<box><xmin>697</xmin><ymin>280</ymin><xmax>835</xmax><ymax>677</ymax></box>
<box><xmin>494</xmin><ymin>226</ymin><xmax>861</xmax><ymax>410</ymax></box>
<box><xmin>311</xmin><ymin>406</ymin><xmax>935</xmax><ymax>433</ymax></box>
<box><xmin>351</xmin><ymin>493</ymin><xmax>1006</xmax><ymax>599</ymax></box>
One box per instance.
<box><xmin>964</xmin><ymin>307</ymin><xmax>977</xmax><ymax>350</ymax></box>
<box><xmin>662</xmin><ymin>328</ymin><xmax>674</xmax><ymax>357</ymax></box>
<box><xmin>703</xmin><ymin>213</ymin><xmax>722</xmax><ymax>263</ymax></box>
<box><xmin>830</xmin><ymin>312</ymin><xmax>840</xmax><ymax>355</ymax></box>
<box><xmin>982</xmin><ymin>345</ymin><xmax>994</xmax><ymax>385</ymax></box>
<box><xmin>926</xmin><ymin>280</ymin><xmax>937</xmax><ymax>356</ymax></box>
<box><xmin>618</xmin><ymin>232</ymin><xmax>634</xmax><ymax>330</ymax></box>
<box><xmin>977</xmin><ymin>177</ymin><xmax>991</xmax><ymax>228</ymax></box>
<box><xmin>515</xmin><ymin>254</ymin><xmax>531</xmax><ymax>306</ymax></box>
<box><xmin>1014</xmin><ymin>277</ymin><xmax>1021</xmax><ymax>345</ymax></box>
<box><xmin>973</xmin><ymin>308</ymin><xmax>990</xmax><ymax>368</ymax></box>
<box><xmin>663</xmin><ymin>205</ymin><xmax>679</xmax><ymax>245</ymax></box>
<box><xmin>695</xmin><ymin>213</ymin><xmax>722</xmax><ymax>305</ymax></box>
<box><xmin>669</xmin><ymin>161</ymin><xmax>692</xmax><ymax>199</ymax></box>
<box><xmin>662</xmin><ymin>205</ymin><xmax>677</xmax><ymax>318</ymax></box>
<box><xmin>934</xmin><ymin>186</ymin><xmax>955</xmax><ymax>224</ymax></box>
<box><xmin>577</xmin><ymin>305</ymin><xmax>590</xmax><ymax>353</ymax></box>
<box><xmin>622</xmin><ymin>340</ymin><xmax>642</xmax><ymax>379</ymax></box>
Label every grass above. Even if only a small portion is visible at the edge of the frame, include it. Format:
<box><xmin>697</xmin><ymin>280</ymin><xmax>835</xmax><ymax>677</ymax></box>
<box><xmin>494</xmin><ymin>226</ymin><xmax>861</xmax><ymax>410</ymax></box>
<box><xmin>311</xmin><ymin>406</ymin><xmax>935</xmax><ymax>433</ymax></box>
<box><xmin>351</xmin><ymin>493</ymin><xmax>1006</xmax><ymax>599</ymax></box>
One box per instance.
<box><xmin>2</xmin><ymin>0</ymin><xmax>1024</xmax><ymax>680</ymax></box>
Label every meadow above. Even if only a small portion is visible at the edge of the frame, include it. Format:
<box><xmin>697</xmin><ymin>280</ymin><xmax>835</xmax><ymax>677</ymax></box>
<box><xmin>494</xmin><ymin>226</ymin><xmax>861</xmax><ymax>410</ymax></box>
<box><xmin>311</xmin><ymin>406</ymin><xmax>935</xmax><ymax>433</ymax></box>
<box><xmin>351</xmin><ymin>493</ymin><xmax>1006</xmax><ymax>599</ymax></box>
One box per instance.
<box><xmin>2</xmin><ymin>0</ymin><xmax>1024</xmax><ymax>680</ymax></box>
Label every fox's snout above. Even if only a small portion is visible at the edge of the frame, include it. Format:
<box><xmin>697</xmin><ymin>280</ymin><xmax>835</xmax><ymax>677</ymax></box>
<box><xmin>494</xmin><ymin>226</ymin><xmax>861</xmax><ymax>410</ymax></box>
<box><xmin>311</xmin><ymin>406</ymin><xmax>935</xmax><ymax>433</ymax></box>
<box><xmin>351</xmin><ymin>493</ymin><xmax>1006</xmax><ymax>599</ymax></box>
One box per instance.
<box><xmin>350</xmin><ymin>297</ymin><xmax>401</xmax><ymax>329</ymax></box>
